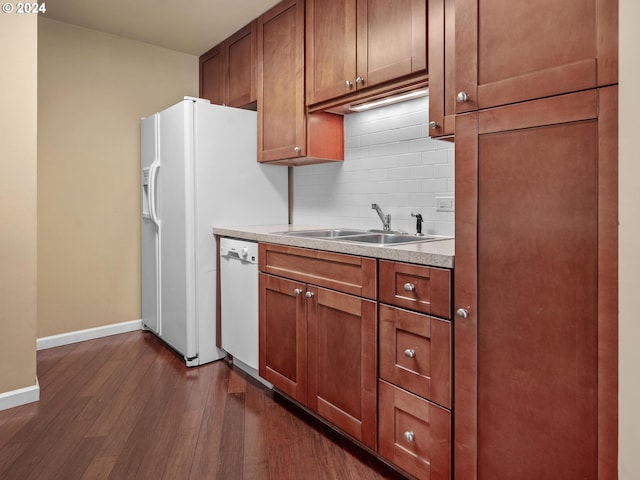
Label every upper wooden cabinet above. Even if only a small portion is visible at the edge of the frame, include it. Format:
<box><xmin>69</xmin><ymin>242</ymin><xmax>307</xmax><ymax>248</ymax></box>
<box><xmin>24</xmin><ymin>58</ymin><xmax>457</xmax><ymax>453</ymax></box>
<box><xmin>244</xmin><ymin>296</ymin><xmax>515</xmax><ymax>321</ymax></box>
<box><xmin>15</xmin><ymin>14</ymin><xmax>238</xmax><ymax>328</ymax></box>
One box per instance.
<box><xmin>306</xmin><ymin>0</ymin><xmax>427</xmax><ymax>106</ymax></box>
<box><xmin>199</xmin><ymin>44</ymin><xmax>225</xmax><ymax>106</ymax></box>
<box><xmin>199</xmin><ymin>21</ymin><xmax>257</xmax><ymax>109</ymax></box>
<box><xmin>454</xmin><ymin>0</ymin><xmax>618</xmax><ymax>113</ymax></box>
<box><xmin>226</xmin><ymin>21</ymin><xmax>257</xmax><ymax>108</ymax></box>
<box><xmin>427</xmin><ymin>0</ymin><xmax>455</xmax><ymax>137</ymax></box>
<box><xmin>258</xmin><ymin>0</ymin><xmax>343</xmax><ymax>165</ymax></box>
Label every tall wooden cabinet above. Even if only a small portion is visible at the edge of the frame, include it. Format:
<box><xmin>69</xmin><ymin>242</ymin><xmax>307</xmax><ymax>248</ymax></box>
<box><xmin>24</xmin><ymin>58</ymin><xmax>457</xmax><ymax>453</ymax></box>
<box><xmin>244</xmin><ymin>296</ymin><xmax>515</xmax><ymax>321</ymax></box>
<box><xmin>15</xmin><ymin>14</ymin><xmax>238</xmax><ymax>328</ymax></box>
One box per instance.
<box><xmin>452</xmin><ymin>2</ymin><xmax>618</xmax><ymax>479</ymax></box>
<box><xmin>454</xmin><ymin>90</ymin><xmax>618</xmax><ymax>480</ymax></box>
<box><xmin>305</xmin><ymin>0</ymin><xmax>427</xmax><ymax>106</ymax></box>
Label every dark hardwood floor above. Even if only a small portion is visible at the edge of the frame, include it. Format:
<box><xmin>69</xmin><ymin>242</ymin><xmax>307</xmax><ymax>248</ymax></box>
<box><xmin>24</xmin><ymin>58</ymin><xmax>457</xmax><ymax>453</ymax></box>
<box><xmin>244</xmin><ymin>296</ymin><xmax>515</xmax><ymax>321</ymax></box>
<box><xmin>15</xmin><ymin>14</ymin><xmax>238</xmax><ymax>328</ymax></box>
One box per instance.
<box><xmin>0</xmin><ymin>331</ymin><xmax>407</xmax><ymax>479</ymax></box>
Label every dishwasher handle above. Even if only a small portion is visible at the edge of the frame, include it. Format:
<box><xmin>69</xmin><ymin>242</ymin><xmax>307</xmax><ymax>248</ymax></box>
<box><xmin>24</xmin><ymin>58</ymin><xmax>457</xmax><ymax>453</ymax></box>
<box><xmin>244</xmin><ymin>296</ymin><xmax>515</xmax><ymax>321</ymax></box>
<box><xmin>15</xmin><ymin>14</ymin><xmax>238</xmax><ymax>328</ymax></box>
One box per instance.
<box><xmin>220</xmin><ymin>243</ymin><xmax>258</xmax><ymax>264</ymax></box>
<box><xmin>224</xmin><ymin>250</ymin><xmax>242</xmax><ymax>260</ymax></box>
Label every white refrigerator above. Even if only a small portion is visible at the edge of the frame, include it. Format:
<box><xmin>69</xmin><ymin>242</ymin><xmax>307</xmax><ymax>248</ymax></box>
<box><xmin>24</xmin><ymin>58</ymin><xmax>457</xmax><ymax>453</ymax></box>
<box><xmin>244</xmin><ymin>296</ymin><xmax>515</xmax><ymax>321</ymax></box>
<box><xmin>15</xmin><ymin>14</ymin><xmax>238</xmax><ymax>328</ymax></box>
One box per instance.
<box><xmin>141</xmin><ymin>97</ymin><xmax>287</xmax><ymax>366</ymax></box>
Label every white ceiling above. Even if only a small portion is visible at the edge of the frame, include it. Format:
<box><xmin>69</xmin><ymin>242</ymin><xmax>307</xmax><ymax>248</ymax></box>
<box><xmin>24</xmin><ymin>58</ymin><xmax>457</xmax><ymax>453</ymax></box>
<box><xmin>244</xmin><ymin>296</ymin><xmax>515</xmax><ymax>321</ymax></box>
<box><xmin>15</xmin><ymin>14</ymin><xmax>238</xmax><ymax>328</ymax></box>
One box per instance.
<box><xmin>43</xmin><ymin>0</ymin><xmax>282</xmax><ymax>56</ymax></box>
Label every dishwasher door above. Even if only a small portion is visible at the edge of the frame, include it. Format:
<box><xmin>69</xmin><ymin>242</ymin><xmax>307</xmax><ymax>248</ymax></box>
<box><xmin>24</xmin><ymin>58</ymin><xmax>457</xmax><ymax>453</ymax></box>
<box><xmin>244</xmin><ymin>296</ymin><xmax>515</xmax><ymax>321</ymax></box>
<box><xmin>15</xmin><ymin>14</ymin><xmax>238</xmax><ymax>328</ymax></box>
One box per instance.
<box><xmin>219</xmin><ymin>237</ymin><xmax>259</xmax><ymax>370</ymax></box>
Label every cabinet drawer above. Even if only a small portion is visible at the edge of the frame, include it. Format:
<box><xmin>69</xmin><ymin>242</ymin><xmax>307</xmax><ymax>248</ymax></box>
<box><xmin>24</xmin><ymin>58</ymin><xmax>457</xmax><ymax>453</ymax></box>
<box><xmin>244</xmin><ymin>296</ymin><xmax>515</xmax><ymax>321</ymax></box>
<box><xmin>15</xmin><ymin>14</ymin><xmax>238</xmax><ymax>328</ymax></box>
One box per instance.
<box><xmin>259</xmin><ymin>243</ymin><xmax>377</xmax><ymax>299</ymax></box>
<box><xmin>379</xmin><ymin>305</ymin><xmax>451</xmax><ymax>408</ymax></box>
<box><xmin>379</xmin><ymin>260</ymin><xmax>451</xmax><ymax>318</ymax></box>
<box><xmin>378</xmin><ymin>380</ymin><xmax>451</xmax><ymax>480</ymax></box>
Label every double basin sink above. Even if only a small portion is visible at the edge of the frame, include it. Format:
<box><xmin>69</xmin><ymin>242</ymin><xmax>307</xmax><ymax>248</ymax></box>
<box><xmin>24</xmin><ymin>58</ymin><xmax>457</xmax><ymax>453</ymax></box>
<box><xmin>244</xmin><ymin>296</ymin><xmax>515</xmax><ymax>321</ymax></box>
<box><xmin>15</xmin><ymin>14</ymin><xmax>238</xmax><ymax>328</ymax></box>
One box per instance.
<box><xmin>272</xmin><ymin>228</ymin><xmax>450</xmax><ymax>246</ymax></box>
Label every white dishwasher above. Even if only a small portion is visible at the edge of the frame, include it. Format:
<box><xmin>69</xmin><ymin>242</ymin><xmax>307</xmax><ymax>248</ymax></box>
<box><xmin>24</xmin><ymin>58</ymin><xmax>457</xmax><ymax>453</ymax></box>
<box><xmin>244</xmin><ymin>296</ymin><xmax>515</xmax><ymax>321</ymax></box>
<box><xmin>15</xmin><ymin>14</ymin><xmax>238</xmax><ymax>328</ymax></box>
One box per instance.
<box><xmin>219</xmin><ymin>237</ymin><xmax>262</xmax><ymax>376</ymax></box>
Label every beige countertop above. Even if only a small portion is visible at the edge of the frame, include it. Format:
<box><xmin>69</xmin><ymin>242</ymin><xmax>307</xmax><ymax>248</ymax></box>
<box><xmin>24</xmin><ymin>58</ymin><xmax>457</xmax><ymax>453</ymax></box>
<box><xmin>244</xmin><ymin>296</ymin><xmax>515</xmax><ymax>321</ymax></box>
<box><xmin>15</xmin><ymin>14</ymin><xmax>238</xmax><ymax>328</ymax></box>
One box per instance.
<box><xmin>213</xmin><ymin>225</ymin><xmax>455</xmax><ymax>269</ymax></box>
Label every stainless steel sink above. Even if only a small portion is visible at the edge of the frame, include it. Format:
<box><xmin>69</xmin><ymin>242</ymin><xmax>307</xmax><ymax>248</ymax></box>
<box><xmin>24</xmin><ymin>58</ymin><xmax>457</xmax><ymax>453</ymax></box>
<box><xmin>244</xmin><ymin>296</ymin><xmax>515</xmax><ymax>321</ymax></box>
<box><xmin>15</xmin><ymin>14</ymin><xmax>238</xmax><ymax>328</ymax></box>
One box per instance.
<box><xmin>272</xmin><ymin>229</ymin><xmax>368</xmax><ymax>238</ymax></box>
<box><xmin>272</xmin><ymin>229</ymin><xmax>450</xmax><ymax>246</ymax></box>
<box><xmin>339</xmin><ymin>233</ymin><xmax>443</xmax><ymax>245</ymax></box>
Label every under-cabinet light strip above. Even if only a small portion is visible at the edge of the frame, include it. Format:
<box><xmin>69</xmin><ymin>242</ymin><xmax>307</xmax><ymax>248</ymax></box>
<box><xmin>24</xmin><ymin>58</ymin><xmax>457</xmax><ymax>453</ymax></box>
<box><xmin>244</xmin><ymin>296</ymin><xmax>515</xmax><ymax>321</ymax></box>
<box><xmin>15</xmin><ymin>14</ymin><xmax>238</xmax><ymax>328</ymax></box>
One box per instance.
<box><xmin>349</xmin><ymin>88</ymin><xmax>429</xmax><ymax>112</ymax></box>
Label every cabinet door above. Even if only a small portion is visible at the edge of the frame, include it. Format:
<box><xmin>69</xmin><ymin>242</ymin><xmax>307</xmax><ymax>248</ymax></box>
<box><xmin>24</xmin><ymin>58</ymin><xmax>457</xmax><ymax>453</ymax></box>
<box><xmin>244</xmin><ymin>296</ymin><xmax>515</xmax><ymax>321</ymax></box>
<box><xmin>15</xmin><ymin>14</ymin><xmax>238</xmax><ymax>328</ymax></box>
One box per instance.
<box><xmin>306</xmin><ymin>0</ymin><xmax>357</xmax><ymax>105</ymax></box>
<box><xmin>356</xmin><ymin>0</ymin><xmax>427</xmax><ymax>89</ymax></box>
<box><xmin>259</xmin><ymin>273</ymin><xmax>307</xmax><ymax>403</ymax></box>
<box><xmin>454</xmin><ymin>0</ymin><xmax>618</xmax><ymax>112</ymax></box>
<box><xmin>307</xmin><ymin>287</ymin><xmax>377</xmax><ymax>449</ymax></box>
<box><xmin>257</xmin><ymin>0</ymin><xmax>305</xmax><ymax>162</ymax></box>
<box><xmin>454</xmin><ymin>88</ymin><xmax>618</xmax><ymax>479</ymax></box>
<box><xmin>427</xmin><ymin>0</ymin><xmax>455</xmax><ymax>137</ymax></box>
<box><xmin>226</xmin><ymin>21</ymin><xmax>257</xmax><ymax>108</ymax></box>
<box><xmin>199</xmin><ymin>44</ymin><xmax>225</xmax><ymax>105</ymax></box>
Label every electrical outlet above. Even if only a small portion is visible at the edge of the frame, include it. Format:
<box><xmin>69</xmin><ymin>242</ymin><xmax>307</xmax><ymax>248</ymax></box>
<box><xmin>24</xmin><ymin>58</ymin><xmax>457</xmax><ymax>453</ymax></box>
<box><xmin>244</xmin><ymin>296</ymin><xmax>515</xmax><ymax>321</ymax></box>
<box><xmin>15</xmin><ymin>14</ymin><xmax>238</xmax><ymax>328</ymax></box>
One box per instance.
<box><xmin>436</xmin><ymin>196</ymin><xmax>455</xmax><ymax>212</ymax></box>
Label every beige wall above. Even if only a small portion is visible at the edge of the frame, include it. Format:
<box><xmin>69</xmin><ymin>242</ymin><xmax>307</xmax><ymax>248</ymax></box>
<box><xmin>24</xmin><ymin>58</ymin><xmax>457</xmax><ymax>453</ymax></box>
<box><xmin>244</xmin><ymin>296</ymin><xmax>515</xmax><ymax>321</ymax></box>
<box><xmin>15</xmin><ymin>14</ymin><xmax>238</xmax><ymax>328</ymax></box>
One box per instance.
<box><xmin>0</xmin><ymin>15</ymin><xmax>38</xmax><ymax>393</ymax></box>
<box><xmin>37</xmin><ymin>18</ymin><xmax>198</xmax><ymax>337</ymax></box>
<box><xmin>618</xmin><ymin>1</ymin><xmax>640</xmax><ymax>477</ymax></box>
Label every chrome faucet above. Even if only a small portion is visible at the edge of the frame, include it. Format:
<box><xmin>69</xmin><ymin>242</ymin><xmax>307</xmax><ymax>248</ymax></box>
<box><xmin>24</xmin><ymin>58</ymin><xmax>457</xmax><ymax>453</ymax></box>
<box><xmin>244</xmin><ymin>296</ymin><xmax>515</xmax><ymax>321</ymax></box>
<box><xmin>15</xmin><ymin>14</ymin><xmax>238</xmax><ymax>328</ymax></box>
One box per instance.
<box><xmin>371</xmin><ymin>203</ymin><xmax>391</xmax><ymax>231</ymax></box>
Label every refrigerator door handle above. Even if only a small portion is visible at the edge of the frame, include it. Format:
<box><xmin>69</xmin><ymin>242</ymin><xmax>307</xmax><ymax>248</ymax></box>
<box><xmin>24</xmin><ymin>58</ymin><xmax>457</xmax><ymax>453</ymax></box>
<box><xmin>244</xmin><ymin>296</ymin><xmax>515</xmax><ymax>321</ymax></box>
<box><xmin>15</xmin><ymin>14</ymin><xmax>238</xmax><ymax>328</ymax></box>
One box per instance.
<box><xmin>149</xmin><ymin>161</ymin><xmax>160</xmax><ymax>226</ymax></box>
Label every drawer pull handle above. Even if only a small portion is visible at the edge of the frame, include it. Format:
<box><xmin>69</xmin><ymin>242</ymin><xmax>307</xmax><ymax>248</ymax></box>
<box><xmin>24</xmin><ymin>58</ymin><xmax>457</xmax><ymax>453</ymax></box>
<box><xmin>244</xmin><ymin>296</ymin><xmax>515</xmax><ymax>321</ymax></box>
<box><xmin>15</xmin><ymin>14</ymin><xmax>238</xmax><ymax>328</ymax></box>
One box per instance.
<box><xmin>305</xmin><ymin>291</ymin><xmax>315</xmax><ymax>299</ymax></box>
<box><xmin>403</xmin><ymin>283</ymin><xmax>415</xmax><ymax>292</ymax></box>
<box><xmin>403</xmin><ymin>431</ymin><xmax>415</xmax><ymax>443</ymax></box>
<box><xmin>404</xmin><ymin>348</ymin><xmax>416</xmax><ymax>359</ymax></box>
<box><xmin>293</xmin><ymin>288</ymin><xmax>303</xmax><ymax>296</ymax></box>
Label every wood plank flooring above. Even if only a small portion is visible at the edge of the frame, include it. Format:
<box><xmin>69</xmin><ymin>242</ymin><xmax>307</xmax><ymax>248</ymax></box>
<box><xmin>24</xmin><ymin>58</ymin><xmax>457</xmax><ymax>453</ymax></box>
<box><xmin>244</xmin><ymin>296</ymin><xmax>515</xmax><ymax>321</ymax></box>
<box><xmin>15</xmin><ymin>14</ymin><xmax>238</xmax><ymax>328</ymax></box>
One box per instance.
<box><xmin>0</xmin><ymin>331</ymin><xmax>407</xmax><ymax>479</ymax></box>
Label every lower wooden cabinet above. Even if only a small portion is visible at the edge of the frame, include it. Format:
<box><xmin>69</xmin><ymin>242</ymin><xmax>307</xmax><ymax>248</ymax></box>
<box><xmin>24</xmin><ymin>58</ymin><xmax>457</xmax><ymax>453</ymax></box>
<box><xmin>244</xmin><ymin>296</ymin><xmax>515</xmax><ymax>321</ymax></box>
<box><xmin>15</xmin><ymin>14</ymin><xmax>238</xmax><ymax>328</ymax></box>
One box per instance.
<box><xmin>258</xmin><ymin>245</ymin><xmax>378</xmax><ymax>449</ymax></box>
<box><xmin>379</xmin><ymin>380</ymin><xmax>451</xmax><ymax>480</ymax></box>
<box><xmin>259</xmin><ymin>243</ymin><xmax>453</xmax><ymax>475</ymax></box>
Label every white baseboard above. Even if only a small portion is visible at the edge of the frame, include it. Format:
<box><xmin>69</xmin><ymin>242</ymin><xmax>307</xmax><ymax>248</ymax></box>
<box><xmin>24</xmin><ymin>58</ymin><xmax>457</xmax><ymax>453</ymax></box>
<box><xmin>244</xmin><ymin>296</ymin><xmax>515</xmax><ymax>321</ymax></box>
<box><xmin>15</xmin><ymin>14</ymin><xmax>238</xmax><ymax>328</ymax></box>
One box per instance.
<box><xmin>0</xmin><ymin>378</ymin><xmax>39</xmax><ymax>412</ymax></box>
<box><xmin>36</xmin><ymin>319</ymin><xmax>142</xmax><ymax>351</ymax></box>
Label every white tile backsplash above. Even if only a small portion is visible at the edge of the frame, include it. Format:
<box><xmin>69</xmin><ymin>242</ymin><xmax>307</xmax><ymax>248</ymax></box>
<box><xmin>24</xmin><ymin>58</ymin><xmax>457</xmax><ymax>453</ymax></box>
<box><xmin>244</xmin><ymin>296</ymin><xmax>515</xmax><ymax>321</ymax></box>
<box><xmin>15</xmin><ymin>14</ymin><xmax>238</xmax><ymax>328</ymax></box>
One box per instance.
<box><xmin>293</xmin><ymin>96</ymin><xmax>455</xmax><ymax>236</ymax></box>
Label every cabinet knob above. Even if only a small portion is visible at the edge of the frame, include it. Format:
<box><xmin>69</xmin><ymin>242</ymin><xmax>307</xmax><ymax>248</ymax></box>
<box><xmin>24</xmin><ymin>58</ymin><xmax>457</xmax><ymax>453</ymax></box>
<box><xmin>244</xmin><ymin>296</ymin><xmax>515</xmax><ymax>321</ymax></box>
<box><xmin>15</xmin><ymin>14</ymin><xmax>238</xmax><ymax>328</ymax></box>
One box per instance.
<box><xmin>345</xmin><ymin>80</ymin><xmax>353</xmax><ymax>88</ymax></box>
<box><xmin>305</xmin><ymin>291</ymin><xmax>315</xmax><ymax>299</ymax></box>
<box><xmin>293</xmin><ymin>146</ymin><xmax>301</xmax><ymax>155</ymax></box>
<box><xmin>404</xmin><ymin>348</ymin><xmax>416</xmax><ymax>359</ymax></box>
<box><xmin>355</xmin><ymin>75</ymin><xmax>364</xmax><ymax>85</ymax></box>
<box><xmin>293</xmin><ymin>288</ymin><xmax>303</xmax><ymax>296</ymax></box>
<box><xmin>456</xmin><ymin>91</ymin><xmax>470</xmax><ymax>103</ymax></box>
<box><xmin>456</xmin><ymin>308</ymin><xmax>470</xmax><ymax>319</ymax></box>
<box><xmin>403</xmin><ymin>431</ymin><xmax>415</xmax><ymax>443</ymax></box>
<box><xmin>429</xmin><ymin>120</ymin><xmax>439</xmax><ymax>129</ymax></box>
<box><xmin>403</xmin><ymin>283</ymin><xmax>415</xmax><ymax>292</ymax></box>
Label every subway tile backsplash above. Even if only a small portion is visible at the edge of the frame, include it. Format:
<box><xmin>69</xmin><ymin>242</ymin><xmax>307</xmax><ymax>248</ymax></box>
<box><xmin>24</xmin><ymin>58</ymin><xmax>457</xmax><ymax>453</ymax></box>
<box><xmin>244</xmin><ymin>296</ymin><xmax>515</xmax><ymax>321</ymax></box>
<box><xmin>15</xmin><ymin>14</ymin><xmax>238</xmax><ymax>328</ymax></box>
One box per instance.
<box><xmin>292</xmin><ymin>96</ymin><xmax>455</xmax><ymax>236</ymax></box>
